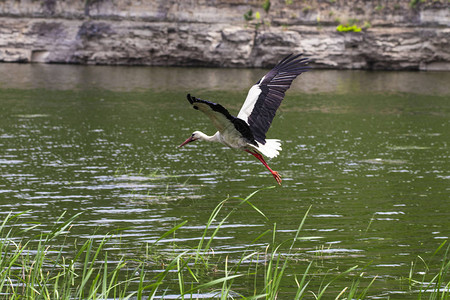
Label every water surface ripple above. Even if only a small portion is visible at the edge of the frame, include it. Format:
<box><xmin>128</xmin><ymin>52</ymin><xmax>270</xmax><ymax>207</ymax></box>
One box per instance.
<box><xmin>0</xmin><ymin>64</ymin><xmax>449</xmax><ymax>298</ymax></box>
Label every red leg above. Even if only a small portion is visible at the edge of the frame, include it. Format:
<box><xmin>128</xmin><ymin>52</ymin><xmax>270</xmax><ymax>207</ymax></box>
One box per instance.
<box><xmin>245</xmin><ymin>150</ymin><xmax>282</xmax><ymax>185</ymax></box>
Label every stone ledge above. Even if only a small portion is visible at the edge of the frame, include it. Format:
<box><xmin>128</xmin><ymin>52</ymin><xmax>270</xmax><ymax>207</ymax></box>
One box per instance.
<box><xmin>0</xmin><ymin>16</ymin><xmax>449</xmax><ymax>70</ymax></box>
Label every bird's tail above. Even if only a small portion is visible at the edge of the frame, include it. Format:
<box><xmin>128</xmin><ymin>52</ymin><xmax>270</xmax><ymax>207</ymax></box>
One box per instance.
<box><xmin>255</xmin><ymin>139</ymin><xmax>282</xmax><ymax>158</ymax></box>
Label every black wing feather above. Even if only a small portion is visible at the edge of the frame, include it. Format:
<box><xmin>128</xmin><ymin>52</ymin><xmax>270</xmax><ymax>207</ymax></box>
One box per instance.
<box><xmin>186</xmin><ymin>94</ymin><xmax>257</xmax><ymax>146</ymax></box>
<box><xmin>187</xmin><ymin>93</ymin><xmax>234</xmax><ymax>122</ymax></box>
<box><xmin>248</xmin><ymin>54</ymin><xmax>310</xmax><ymax>144</ymax></box>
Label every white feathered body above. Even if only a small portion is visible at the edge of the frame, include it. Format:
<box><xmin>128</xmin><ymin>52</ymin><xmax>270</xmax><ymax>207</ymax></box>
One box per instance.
<box><xmin>200</xmin><ymin>129</ymin><xmax>282</xmax><ymax>159</ymax></box>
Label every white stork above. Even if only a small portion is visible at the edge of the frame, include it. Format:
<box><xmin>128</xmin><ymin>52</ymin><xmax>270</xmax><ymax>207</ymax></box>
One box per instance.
<box><xmin>179</xmin><ymin>54</ymin><xmax>310</xmax><ymax>185</ymax></box>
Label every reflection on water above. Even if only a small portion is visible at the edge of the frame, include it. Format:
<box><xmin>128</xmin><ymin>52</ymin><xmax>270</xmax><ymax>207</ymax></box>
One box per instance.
<box><xmin>0</xmin><ymin>63</ymin><xmax>449</xmax><ymax>297</ymax></box>
<box><xmin>0</xmin><ymin>63</ymin><xmax>450</xmax><ymax>95</ymax></box>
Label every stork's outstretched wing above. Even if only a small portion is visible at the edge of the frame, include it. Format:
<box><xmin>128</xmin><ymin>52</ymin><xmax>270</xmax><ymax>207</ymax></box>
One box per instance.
<box><xmin>186</xmin><ymin>94</ymin><xmax>257</xmax><ymax>145</ymax></box>
<box><xmin>186</xmin><ymin>94</ymin><xmax>235</xmax><ymax>132</ymax></box>
<box><xmin>237</xmin><ymin>54</ymin><xmax>310</xmax><ymax>144</ymax></box>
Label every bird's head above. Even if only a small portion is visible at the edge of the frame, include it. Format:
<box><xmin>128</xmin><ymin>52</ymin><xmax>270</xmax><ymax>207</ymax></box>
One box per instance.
<box><xmin>178</xmin><ymin>131</ymin><xmax>203</xmax><ymax>148</ymax></box>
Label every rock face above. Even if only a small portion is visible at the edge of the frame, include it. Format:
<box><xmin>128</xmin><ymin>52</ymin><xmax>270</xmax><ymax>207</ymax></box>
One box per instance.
<box><xmin>0</xmin><ymin>0</ymin><xmax>449</xmax><ymax>70</ymax></box>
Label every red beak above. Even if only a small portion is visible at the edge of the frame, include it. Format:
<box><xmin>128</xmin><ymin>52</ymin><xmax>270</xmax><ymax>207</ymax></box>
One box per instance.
<box><xmin>178</xmin><ymin>136</ymin><xmax>195</xmax><ymax>148</ymax></box>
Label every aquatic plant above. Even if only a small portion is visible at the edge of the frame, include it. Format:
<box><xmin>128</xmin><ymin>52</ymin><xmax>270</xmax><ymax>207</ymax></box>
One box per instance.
<box><xmin>0</xmin><ymin>189</ymin><xmax>448</xmax><ymax>299</ymax></box>
<box><xmin>407</xmin><ymin>241</ymin><xmax>450</xmax><ymax>298</ymax></box>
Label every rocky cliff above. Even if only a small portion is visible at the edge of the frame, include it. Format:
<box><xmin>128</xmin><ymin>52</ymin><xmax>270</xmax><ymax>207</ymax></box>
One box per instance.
<box><xmin>0</xmin><ymin>0</ymin><xmax>449</xmax><ymax>70</ymax></box>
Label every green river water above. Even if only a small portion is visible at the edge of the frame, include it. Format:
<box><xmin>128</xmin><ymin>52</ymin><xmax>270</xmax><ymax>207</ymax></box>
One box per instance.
<box><xmin>0</xmin><ymin>63</ymin><xmax>449</xmax><ymax>298</ymax></box>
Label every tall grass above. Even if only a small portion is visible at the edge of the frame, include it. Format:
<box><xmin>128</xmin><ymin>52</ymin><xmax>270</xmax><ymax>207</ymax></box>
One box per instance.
<box><xmin>1</xmin><ymin>189</ymin><xmax>449</xmax><ymax>299</ymax></box>
<box><xmin>407</xmin><ymin>241</ymin><xmax>450</xmax><ymax>299</ymax></box>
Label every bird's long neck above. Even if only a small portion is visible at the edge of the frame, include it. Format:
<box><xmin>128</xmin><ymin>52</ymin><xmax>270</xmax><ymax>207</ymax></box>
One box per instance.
<box><xmin>197</xmin><ymin>131</ymin><xmax>221</xmax><ymax>143</ymax></box>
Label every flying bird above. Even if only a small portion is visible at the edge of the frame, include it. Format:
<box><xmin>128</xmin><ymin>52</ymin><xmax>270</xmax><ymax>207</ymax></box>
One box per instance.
<box><xmin>179</xmin><ymin>54</ymin><xmax>310</xmax><ymax>185</ymax></box>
